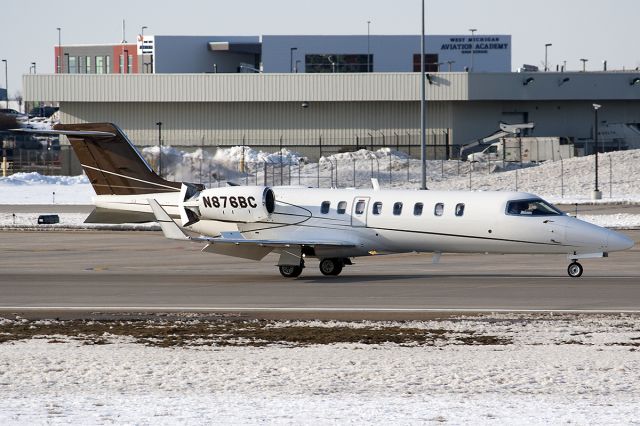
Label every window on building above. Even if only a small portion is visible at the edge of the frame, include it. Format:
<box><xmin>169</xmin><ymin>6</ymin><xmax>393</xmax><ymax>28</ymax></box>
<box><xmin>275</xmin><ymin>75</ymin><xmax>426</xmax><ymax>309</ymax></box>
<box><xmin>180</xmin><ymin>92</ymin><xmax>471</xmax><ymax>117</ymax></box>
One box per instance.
<box><xmin>128</xmin><ymin>55</ymin><xmax>133</xmax><ymax>74</ymax></box>
<box><xmin>393</xmin><ymin>202</ymin><xmax>403</xmax><ymax>216</ymax></box>
<box><xmin>372</xmin><ymin>202</ymin><xmax>382</xmax><ymax>215</ymax></box>
<box><xmin>86</xmin><ymin>56</ymin><xmax>91</xmax><ymax>74</ymax></box>
<box><xmin>68</xmin><ymin>56</ymin><xmax>77</xmax><ymax>74</ymax></box>
<box><xmin>305</xmin><ymin>54</ymin><xmax>373</xmax><ymax>73</ymax></box>
<box><xmin>434</xmin><ymin>203</ymin><xmax>444</xmax><ymax>216</ymax></box>
<box><xmin>414</xmin><ymin>202</ymin><xmax>424</xmax><ymax>216</ymax></box>
<box><xmin>355</xmin><ymin>200</ymin><xmax>366</xmax><ymax>215</ymax></box>
<box><xmin>321</xmin><ymin>201</ymin><xmax>331</xmax><ymax>214</ymax></box>
<box><xmin>96</xmin><ymin>56</ymin><xmax>104</xmax><ymax>74</ymax></box>
<box><xmin>119</xmin><ymin>54</ymin><xmax>124</xmax><ymax>74</ymax></box>
<box><xmin>105</xmin><ymin>56</ymin><xmax>111</xmax><ymax>74</ymax></box>
<box><xmin>412</xmin><ymin>54</ymin><xmax>440</xmax><ymax>72</ymax></box>
<box><xmin>455</xmin><ymin>203</ymin><xmax>465</xmax><ymax>217</ymax></box>
<box><xmin>337</xmin><ymin>201</ymin><xmax>347</xmax><ymax>214</ymax></box>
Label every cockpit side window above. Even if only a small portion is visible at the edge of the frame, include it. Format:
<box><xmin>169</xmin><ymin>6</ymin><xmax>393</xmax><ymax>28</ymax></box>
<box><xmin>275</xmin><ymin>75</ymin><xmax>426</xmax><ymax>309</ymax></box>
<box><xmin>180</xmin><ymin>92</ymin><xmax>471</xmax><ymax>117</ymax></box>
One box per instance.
<box><xmin>506</xmin><ymin>199</ymin><xmax>563</xmax><ymax>216</ymax></box>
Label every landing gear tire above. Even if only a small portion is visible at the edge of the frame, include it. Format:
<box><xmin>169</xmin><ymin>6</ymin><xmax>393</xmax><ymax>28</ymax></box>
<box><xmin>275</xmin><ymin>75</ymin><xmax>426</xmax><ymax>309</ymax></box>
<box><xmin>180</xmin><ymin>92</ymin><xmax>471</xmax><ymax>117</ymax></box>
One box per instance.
<box><xmin>279</xmin><ymin>265</ymin><xmax>303</xmax><ymax>278</ymax></box>
<box><xmin>567</xmin><ymin>261</ymin><xmax>583</xmax><ymax>278</ymax></box>
<box><xmin>319</xmin><ymin>258</ymin><xmax>343</xmax><ymax>276</ymax></box>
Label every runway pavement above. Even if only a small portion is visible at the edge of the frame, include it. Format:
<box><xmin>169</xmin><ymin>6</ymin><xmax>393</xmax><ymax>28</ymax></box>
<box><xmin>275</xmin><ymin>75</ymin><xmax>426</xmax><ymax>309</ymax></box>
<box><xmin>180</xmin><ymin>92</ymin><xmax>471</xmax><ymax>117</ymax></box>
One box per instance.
<box><xmin>1</xmin><ymin>230</ymin><xmax>639</xmax><ymax>318</ymax></box>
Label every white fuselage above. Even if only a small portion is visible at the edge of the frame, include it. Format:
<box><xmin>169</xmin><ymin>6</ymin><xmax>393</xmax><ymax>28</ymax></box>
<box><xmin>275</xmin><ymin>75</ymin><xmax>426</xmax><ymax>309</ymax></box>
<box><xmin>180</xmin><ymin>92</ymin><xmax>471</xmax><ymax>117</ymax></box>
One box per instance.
<box><xmin>93</xmin><ymin>187</ymin><xmax>633</xmax><ymax>259</ymax></box>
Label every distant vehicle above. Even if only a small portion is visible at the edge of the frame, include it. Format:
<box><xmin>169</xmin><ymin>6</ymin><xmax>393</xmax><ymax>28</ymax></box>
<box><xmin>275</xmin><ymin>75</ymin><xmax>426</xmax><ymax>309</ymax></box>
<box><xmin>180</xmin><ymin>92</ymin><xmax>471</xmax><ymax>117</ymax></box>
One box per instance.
<box><xmin>37</xmin><ymin>214</ymin><xmax>60</xmax><ymax>225</ymax></box>
<box><xmin>459</xmin><ymin>122</ymin><xmax>536</xmax><ymax>160</ymax></box>
<box><xmin>28</xmin><ymin>106</ymin><xmax>59</xmax><ymax>119</ymax></box>
<box><xmin>467</xmin><ymin>137</ymin><xmax>575</xmax><ymax>163</ymax></box>
<box><xmin>0</xmin><ymin>108</ymin><xmax>27</xmax><ymax>120</ymax></box>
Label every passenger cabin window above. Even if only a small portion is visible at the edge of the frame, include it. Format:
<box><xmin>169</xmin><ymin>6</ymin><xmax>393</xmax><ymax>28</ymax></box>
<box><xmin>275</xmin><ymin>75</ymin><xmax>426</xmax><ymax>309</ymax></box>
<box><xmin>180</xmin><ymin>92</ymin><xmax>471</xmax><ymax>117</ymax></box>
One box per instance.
<box><xmin>434</xmin><ymin>203</ymin><xmax>444</xmax><ymax>216</ymax></box>
<box><xmin>337</xmin><ymin>201</ymin><xmax>347</xmax><ymax>214</ymax></box>
<box><xmin>393</xmin><ymin>202</ymin><xmax>403</xmax><ymax>216</ymax></box>
<box><xmin>506</xmin><ymin>199</ymin><xmax>563</xmax><ymax>216</ymax></box>
<box><xmin>355</xmin><ymin>200</ymin><xmax>366</xmax><ymax>215</ymax></box>
<box><xmin>455</xmin><ymin>203</ymin><xmax>465</xmax><ymax>216</ymax></box>
<box><xmin>414</xmin><ymin>203</ymin><xmax>424</xmax><ymax>216</ymax></box>
<box><xmin>372</xmin><ymin>202</ymin><xmax>383</xmax><ymax>215</ymax></box>
<box><xmin>321</xmin><ymin>201</ymin><xmax>330</xmax><ymax>214</ymax></box>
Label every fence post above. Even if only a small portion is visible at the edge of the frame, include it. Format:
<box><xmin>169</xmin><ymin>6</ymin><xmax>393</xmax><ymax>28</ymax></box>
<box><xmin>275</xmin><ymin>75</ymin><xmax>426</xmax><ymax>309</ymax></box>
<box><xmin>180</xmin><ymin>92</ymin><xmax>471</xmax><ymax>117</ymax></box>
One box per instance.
<box><xmin>560</xmin><ymin>158</ymin><xmax>564</xmax><ymax>199</ymax></box>
<box><xmin>407</xmin><ymin>157</ymin><xmax>410</xmax><ymax>182</ymax></box>
<box><xmin>353</xmin><ymin>159</ymin><xmax>356</xmax><ymax>187</ymax></box>
<box><xmin>388</xmin><ymin>152</ymin><xmax>392</xmax><ymax>186</ymax></box>
<box><xmin>263</xmin><ymin>162</ymin><xmax>268</xmax><ymax>187</ymax></box>
<box><xmin>609</xmin><ymin>154</ymin><xmax>612</xmax><ymax>198</ymax></box>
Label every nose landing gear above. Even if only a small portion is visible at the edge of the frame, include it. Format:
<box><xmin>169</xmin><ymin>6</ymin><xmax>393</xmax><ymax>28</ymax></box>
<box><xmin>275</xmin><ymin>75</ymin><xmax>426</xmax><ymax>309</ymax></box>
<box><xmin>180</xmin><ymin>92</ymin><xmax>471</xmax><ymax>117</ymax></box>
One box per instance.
<box><xmin>567</xmin><ymin>261</ymin><xmax>583</xmax><ymax>278</ymax></box>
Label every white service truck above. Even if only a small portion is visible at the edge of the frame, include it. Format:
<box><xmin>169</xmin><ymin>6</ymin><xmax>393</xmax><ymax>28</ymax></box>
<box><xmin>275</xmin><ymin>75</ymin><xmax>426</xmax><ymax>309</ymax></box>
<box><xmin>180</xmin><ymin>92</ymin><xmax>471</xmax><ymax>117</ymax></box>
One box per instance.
<box><xmin>466</xmin><ymin>137</ymin><xmax>575</xmax><ymax>163</ymax></box>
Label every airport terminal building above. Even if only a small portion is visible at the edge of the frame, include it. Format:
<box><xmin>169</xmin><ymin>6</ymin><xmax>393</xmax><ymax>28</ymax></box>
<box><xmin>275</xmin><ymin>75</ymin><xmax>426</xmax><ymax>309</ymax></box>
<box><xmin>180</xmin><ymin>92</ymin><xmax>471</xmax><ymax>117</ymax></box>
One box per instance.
<box><xmin>25</xmin><ymin>34</ymin><xmax>640</xmax><ymax>158</ymax></box>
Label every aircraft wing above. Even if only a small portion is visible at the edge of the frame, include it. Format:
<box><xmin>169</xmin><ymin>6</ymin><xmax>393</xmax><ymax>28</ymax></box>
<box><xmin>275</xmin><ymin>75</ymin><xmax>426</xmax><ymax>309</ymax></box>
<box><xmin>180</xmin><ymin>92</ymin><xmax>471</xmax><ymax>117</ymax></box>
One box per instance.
<box><xmin>148</xmin><ymin>199</ymin><xmax>355</xmax><ymax>260</ymax></box>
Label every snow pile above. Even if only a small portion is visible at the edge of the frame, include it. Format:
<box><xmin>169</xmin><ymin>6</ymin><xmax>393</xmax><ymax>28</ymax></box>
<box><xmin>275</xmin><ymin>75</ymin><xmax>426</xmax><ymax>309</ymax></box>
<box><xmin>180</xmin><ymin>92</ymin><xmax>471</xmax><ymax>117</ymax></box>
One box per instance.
<box><xmin>141</xmin><ymin>145</ymin><xmax>307</xmax><ymax>183</ymax></box>
<box><xmin>0</xmin><ymin>172</ymin><xmax>88</xmax><ymax>186</ymax></box>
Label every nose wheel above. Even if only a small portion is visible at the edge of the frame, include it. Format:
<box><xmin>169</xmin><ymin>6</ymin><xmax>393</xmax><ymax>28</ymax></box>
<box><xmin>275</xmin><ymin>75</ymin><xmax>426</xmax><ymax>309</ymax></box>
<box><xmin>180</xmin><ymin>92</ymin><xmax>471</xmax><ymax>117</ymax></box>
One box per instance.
<box><xmin>567</xmin><ymin>261</ymin><xmax>583</xmax><ymax>278</ymax></box>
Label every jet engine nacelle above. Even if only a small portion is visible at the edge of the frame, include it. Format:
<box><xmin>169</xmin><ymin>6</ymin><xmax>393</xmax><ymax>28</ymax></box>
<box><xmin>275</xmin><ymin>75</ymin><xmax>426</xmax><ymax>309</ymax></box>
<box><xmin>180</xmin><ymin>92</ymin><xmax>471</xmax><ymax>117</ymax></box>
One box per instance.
<box><xmin>181</xmin><ymin>185</ymin><xmax>275</xmax><ymax>225</ymax></box>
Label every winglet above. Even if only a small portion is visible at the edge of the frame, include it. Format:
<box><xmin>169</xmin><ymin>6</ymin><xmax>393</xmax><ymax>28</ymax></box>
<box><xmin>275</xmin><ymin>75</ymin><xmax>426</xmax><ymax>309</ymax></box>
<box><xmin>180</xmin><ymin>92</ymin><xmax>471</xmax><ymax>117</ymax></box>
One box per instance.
<box><xmin>148</xmin><ymin>199</ymin><xmax>190</xmax><ymax>240</ymax></box>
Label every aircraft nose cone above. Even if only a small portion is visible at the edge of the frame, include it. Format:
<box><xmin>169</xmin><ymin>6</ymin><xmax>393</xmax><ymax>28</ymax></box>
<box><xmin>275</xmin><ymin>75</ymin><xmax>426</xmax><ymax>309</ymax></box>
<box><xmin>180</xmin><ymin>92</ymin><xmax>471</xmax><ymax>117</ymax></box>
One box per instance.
<box><xmin>608</xmin><ymin>231</ymin><xmax>635</xmax><ymax>252</ymax></box>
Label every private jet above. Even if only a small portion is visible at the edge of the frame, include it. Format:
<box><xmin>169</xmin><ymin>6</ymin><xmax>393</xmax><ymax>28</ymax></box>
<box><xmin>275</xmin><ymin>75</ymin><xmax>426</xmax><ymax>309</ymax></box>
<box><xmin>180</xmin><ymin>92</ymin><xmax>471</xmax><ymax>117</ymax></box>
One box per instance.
<box><xmin>15</xmin><ymin>123</ymin><xmax>634</xmax><ymax>278</ymax></box>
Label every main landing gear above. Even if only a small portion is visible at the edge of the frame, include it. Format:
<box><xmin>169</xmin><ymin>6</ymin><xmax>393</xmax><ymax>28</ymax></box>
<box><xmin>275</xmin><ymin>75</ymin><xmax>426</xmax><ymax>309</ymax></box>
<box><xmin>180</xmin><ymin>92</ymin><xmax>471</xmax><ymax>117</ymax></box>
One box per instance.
<box><xmin>278</xmin><ymin>258</ymin><xmax>351</xmax><ymax>278</ymax></box>
<box><xmin>319</xmin><ymin>258</ymin><xmax>344</xmax><ymax>276</ymax></box>
<box><xmin>567</xmin><ymin>261</ymin><xmax>583</xmax><ymax>278</ymax></box>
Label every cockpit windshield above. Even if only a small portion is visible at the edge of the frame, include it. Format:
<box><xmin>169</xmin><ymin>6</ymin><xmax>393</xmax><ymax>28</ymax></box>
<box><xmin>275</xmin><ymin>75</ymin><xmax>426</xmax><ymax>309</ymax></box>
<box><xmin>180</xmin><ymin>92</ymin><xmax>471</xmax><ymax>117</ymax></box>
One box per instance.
<box><xmin>506</xmin><ymin>199</ymin><xmax>563</xmax><ymax>216</ymax></box>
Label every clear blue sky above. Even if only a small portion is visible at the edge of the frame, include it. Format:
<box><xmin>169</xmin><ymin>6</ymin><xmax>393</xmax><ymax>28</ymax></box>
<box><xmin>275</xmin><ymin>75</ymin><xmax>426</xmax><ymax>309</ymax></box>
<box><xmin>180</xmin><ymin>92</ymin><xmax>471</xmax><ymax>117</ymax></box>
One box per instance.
<box><xmin>3</xmin><ymin>0</ymin><xmax>638</xmax><ymax>97</ymax></box>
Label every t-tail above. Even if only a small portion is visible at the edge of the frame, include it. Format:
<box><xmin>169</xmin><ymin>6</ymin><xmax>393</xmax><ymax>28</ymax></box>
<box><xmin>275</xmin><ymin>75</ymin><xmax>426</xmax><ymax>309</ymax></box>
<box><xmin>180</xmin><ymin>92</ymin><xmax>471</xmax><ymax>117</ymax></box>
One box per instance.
<box><xmin>54</xmin><ymin>123</ymin><xmax>180</xmax><ymax>195</ymax></box>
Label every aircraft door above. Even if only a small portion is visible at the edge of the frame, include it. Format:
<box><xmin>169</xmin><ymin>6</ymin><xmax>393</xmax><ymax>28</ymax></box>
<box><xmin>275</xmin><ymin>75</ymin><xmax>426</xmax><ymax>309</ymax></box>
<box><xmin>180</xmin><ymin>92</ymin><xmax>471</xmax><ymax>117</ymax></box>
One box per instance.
<box><xmin>351</xmin><ymin>197</ymin><xmax>370</xmax><ymax>227</ymax></box>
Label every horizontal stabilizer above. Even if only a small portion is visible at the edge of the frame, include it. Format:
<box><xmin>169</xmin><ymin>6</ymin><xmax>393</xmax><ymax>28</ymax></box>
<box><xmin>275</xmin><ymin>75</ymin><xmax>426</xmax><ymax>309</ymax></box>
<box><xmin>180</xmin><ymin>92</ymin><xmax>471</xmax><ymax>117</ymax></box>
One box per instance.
<box><xmin>10</xmin><ymin>128</ymin><xmax>116</xmax><ymax>138</ymax></box>
<box><xmin>148</xmin><ymin>199</ymin><xmax>190</xmax><ymax>240</ymax></box>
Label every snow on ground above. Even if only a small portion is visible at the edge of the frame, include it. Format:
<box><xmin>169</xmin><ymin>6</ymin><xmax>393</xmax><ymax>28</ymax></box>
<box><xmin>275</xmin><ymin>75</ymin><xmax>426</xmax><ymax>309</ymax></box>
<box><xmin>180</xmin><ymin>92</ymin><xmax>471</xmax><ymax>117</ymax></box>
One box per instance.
<box><xmin>1</xmin><ymin>314</ymin><xmax>639</xmax><ymax>423</ymax></box>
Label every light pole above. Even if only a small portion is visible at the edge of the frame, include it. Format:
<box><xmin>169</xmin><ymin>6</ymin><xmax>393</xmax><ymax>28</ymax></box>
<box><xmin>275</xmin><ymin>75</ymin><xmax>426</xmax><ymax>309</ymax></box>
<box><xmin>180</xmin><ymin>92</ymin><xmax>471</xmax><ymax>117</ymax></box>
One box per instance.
<box><xmin>290</xmin><ymin>47</ymin><xmax>297</xmax><ymax>73</ymax></box>
<box><xmin>469</xmin><ymin>28</ymin><xmax>477</xmax><ymax>72</ymax></box>
<box><xmin>2</xmin><ymin>59</ymin><xmax>7</xmax><ymax>108</ymax></box>
<box><xmin>295</xmin><ymin>59</ymin><xmax>301</xmax><ymax>73</ymax></box>
<box><xmin>592</xmin><ymin>104</ymin><xmax>602</xmax><ymax>200</ymax></box>
<box><xmin>367</xmin><ymin>20</ymin><xmax>371</xmax><ymax>72</ymax></box>
<box><xmin>31</xmin><ymin>62</ymin><xmax>37</xmax><ymax>74</ymax></box>
<box><xmin>57</xmin><ymin>27</ymin><xmax>61</xmax><ymax>73</ymax></box>
<box><xmin>327</xmin><ymin>55</ymin><xmax>336</xmax><ymax>73</ymax></box>
<box><xmin>156</xmin><ymin>122</ymin><xmax>163</xmax><ymax>177</ymax></box>
<box><xmin>580</xmin><ymin>58</ymin><xmax>588</xmax><ymax>72</ymax></box>
<box><xmin>141</xmin><ymin>26</ymin><xmax>147</xmax><ymax>37</ymax></box>
<box><xmin>420</xmin><ymin>0</ymin><xmax>427</xmax><ymax>190</ymax></box>
<box><xmin>446</xmin><ymin>60</ymin><xmax>455</xmax><ymax>72</ymax></box>
<box><xmin>544</xmin><ymin>43</ymin><xmax>552</xmax><ymax>71</ymax></box>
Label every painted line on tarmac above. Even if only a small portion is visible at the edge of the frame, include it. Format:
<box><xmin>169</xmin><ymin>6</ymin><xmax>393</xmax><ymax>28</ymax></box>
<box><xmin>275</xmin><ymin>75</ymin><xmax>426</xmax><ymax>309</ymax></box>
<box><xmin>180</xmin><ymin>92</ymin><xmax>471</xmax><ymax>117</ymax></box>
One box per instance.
<box><xmin>1</xmin><ymin>306</ymin><xmax>640</xmax><ymax>314</ymax></box>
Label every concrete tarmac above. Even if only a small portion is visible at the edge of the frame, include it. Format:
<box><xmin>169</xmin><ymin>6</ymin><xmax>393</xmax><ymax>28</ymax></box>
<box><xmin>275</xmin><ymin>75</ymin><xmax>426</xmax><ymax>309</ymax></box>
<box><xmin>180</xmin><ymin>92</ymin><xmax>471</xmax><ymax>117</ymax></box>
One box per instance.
<box><xmin>1</xmin><ymin>230</ymin><xmax>639</xmax><ymax>318</ymax></box>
